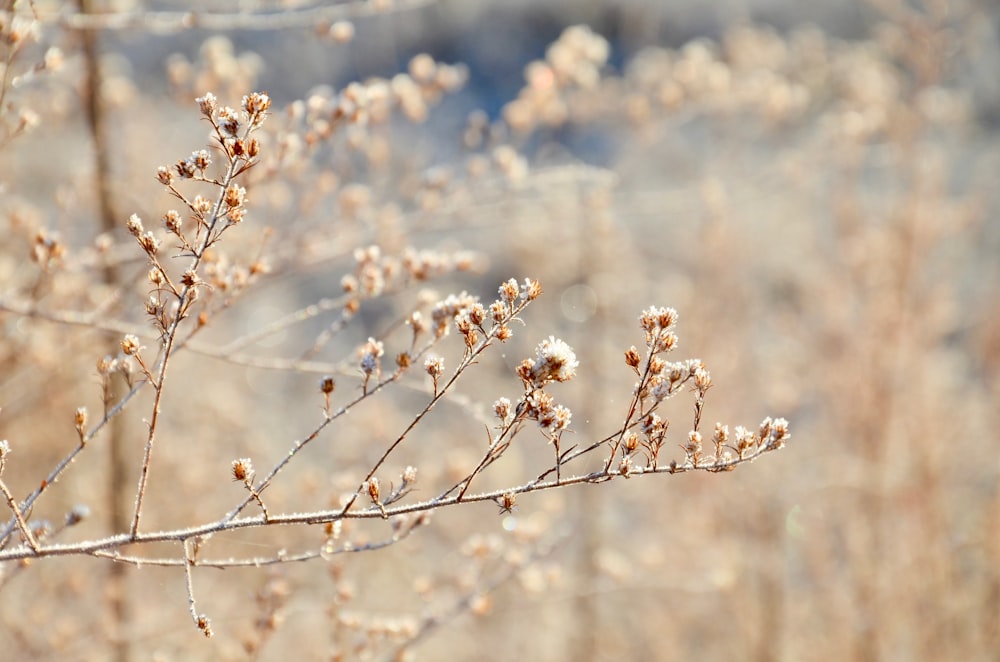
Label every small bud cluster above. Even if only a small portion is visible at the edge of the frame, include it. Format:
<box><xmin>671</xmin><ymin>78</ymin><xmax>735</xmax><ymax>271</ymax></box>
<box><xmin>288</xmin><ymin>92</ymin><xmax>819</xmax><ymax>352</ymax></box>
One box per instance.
<box><xmin>430</xmin><ymin>292</ymin><xmax>479</xmax><ymax>339</ymax></box>
<box><xmin>638</xmin><ymin>306</ymin><xmax>679</xmax><ymax>353</ymax></box>
<box><xmin>642</xmin><ymin>358</ymin><xmax>704</xmax><ymax>404</ymax></box>
<box><xmin>174</xmin><ymin>149</ymin><xmax>212</xmax><ymax>179</ymax></box>
<box><xmin>127</xmin><ymin>93</ymin><xmax>270</xmax><ymax>343</ymax></box>
<box><xmin>517</xmin><ymin>336</ymin><xmax>579</xmax><ymax>388</ymax></box>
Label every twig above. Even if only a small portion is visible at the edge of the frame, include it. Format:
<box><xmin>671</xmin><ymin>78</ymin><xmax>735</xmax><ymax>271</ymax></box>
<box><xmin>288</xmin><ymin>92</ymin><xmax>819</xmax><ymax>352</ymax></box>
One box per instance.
<box><xmin>183</xmin><ymin>538</ymin><xmax>212</xmax><ymax>637</ymax></box>
<box><xmin>0</xmin><ymin>477</ymin><xmax>38</xmax><ymax>554</ymax></box>
<box><xmin>0</xmin><ymin>441</ymin><xmax>783</xmax><ymax>565</ymax></box>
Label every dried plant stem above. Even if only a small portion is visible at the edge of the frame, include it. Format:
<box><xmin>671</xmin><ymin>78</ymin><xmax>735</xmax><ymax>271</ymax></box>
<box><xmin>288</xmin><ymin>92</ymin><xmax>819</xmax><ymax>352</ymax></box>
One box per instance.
<box><xmin>0</xmin><ymin>383</ymin><xmax>141</xmax><ymax>545</ymax></box>
<box><xmin>221</xmin><ymin>342</ymin><xmax>439</xmax><ymax>525</ymax></box>
<box><xmin>94</xmin><ymin>524</ymin><xmax>421</xmax><ymax>569</ymax></box>
<box><xmin>603</xmin><ymin>358</ymin><xmax>653</xmax><ymax>471</ymax></box>
<box><xmin>0</xmin><ymin>444</ymin><xmax>780</xmax><ymax>565</ymax></box>
<box><xmin>182</xmin><ymin>539</ymin><xmax>212</xmax><ymax>637</ymax></box>
<box><xmin>130</xmin><ymin>121</ymin><xmax>256</xmax><ymax>536</ymax></box>
<box><xmin>0</xmin><ymin>477</ymin><xmax>38</xmax><ymax>553</ymax></box>
<box><xmin>339</xmin><ymin>305</ymin><xmax>529</xmax><ymax>516</ymax></box>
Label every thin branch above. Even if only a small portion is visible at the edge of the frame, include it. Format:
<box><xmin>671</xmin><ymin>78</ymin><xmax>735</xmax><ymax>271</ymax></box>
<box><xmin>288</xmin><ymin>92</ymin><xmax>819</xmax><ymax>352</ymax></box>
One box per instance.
<box><xmin>338</xmin><ymin>306</ymin><xmax>530</xmax><ymax>517</ymax></box>
<box><xmin>0</xmin><ymin>442</ymin><xmax>783</xmax><ymax>564</ymax></box>
<box><xmin>0</xmin><ymin>477</ymin><xmax>38</xmax><ymax>553</ymax></box>
<box><xmin>183</xmin><ymin>538</ymin><xmax>212</xmax><ymax>637</ymax></box>
<box><xmin>130</xmin><ymin>107</ymin><xmax>266</xmax><ymax>536</ymax></box>
<box><xmin>0</xmin><ymin>381</ymin><xmax>145</xmax><ymax>547</ymax></box>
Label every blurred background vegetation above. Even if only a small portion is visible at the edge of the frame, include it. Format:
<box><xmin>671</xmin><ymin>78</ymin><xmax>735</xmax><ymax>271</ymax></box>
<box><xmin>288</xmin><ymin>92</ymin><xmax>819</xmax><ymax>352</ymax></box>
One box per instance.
<box><xmin>1</xmin><ymin>0</ymin><xmax>997</xmax><ymax>660</ymax></box>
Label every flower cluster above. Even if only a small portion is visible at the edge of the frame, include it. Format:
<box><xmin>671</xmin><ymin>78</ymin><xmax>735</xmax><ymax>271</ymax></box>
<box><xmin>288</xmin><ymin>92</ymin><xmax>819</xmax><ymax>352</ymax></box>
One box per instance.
<box><xmin>517</xmin><ymin>336</ymin><xmax>579</xmax><ymax>388</ymax></box>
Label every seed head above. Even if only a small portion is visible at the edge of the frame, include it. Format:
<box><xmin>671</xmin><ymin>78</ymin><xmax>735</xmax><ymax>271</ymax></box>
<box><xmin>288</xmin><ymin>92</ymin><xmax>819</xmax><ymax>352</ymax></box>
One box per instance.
<box><xmin>120</xmin><ymin>334</ymin><xmax>141</xmax><ymax>356</ymax></box>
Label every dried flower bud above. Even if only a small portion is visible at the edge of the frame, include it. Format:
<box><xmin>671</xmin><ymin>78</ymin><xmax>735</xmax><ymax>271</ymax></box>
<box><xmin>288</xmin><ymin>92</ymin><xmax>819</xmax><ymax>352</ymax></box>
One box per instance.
<box><xmin>243</xmin><ymin>92</ymin><xmax>272</xmax><ymax>117</ymax></box>
<box><xmin>520</xmin><ymin>278</ymin><xmax>542</xmax><ymax>301</ymax></box>
<box><xmin>192</xmin><ymin>149</ymin><xmax>211</xmax><ymax>171</ymax></box>
<box><xmin>694</xmin><ymin>367</ymin><xmax>712</xmax><ymax>391</ymax></box>
<box><xmin>156</xmin><ymin>166</ymin><xmax>174</xmax><ymax>185</ymax></box>
<box><xmin>367</xmin><ymin>477</ymin><xmax>381</xmax><ymax>503</ymax></box>
<box><xmin>624</xmin><ymin>346</ymin><xmax>641</xmax><ymax>369</ymax></box>
<box><xmin>192</xmin><ymin>195</ymin><xmax>213</xmax><ymax>214</ymax></box>
<box><xmin>497</xmin><ymin>492</ymin><xmax>516</xmax><ymax>514</ymax></box>
<box><xmin>224</xmin><ymin>183</ymin><xmax>246</xmax><ymax>208</ymax></box>
<box><xmin>219</xmin><ymin>106</ymin><xmax>240</xmax><ymax>136</ymax></box>
<box><xmin>74</xmin><ymin>406</ymin><xmax>88</xmax><ymax>433</ymax></box>
<box><xmin>148</xmin><ymin>267</ymin><xmax>164</xmax><ymax>286</ymax></box>
<box><xmin>319</xmin><ymin>376</ymin><xmax>336</xmax><ymax>394</ymax></box>
<box><xmin>619</xmin><ymin>455</ymin><xmax>633</xmax><ymax>478</ymax></box>
<box><xmin>163</xmin><ymin>210</ymin><xmax>182</xmax><ymax>234</ymax></box>
<box><xmin>424</xmin><ymin>356</ymin><xmax>444</xmax><ymax>377</ymax></box>
<box><xmin>468</xmin><ymin>303</ymin><xmax>486</xmax><ymax>326</ymax></box>
<box><xmin>359</xmin><ymin>337</ymin><xmax>384</xmax><ymax>376</ymax></box>
<box><xmin>126</xmin><ymin>214</ymin><xmax>144</xmax><ymax>236</ymax></box>
<box><xmin>120</xmin><ymin>334</ymin><xmax>141</xmax><ymax>356</ymax></box>
<box><xmin>197</xmin><ymin>614</ymin><xmax>213</xmax><ymax>638</ymax></box>
<box><xmin>498</xmin><ymin>278</ymin><xmax>519</xmax><ymax>304</ymax></box>
<box><xmin>181</xmin><ymin>269</ymin><xmax>200</xmax><ymax>287</ymax></box>
<box><xmin>231</xmin><ymin>457</ymin><xmax>254</xmax><ymax>482</ymax></box>
<box><xmin>538</xmin><ymin>403</ymin><xmax>572</xmax><ymax>433</ymax></box>
<box><xmin>175</xmin><ymin>158</ymin><xmax>196</xmax><ymax>178</ymax></box>
<box><xmin>226</xmin><ymin>206</ymin><xmax>246</xmax><ymax>224</ymax></box>
<box><xmin>759</xmin><ymin>417</ymin><xmax>773</xmax><ymax>441</ymax></box>
<box><xmin>525</xmin><ymin>336</ymin><xmax>578</xmax><ymax>386</ymax></box>
<box><xmin>639</xmin><ymin>306</ymin><xmax>678</xmax><ymax>336</ymax></box>
<box><xmin>686</xmin><ymin>430</ymin><xmax>703</xmax><ymax>456</ymax></box>
<box><xmin>145</xmin><ymin>294</ymin><xmax>164</xmax><ymax>317</ymax></box>
<box><xmin>489</xmin><ymin>300</ymin><xmax>506</xmax><ymax>324</ymax></box>
<box><xmin>494</xmin><ymin>397</ymin><xmax>512</xmax><ymax>423</ymax></box>
<box><xmin>196</xmin><ymin>92</ymin><xmax>218</xmax><ymax>117</ymax></box>
<box><xmin>0</xmin><ymin>439</ymin><xmax>10</xmax><ymax>459</ymax></box>
<box><xmin>658</xmin><ymin>331</ymin><xmax>678</xmax><ymax>352</ymax></box>
<box><xmin>138</xmin><ymin>231</ymin><xmax>160</xmax><ymax>255</ymax></box>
